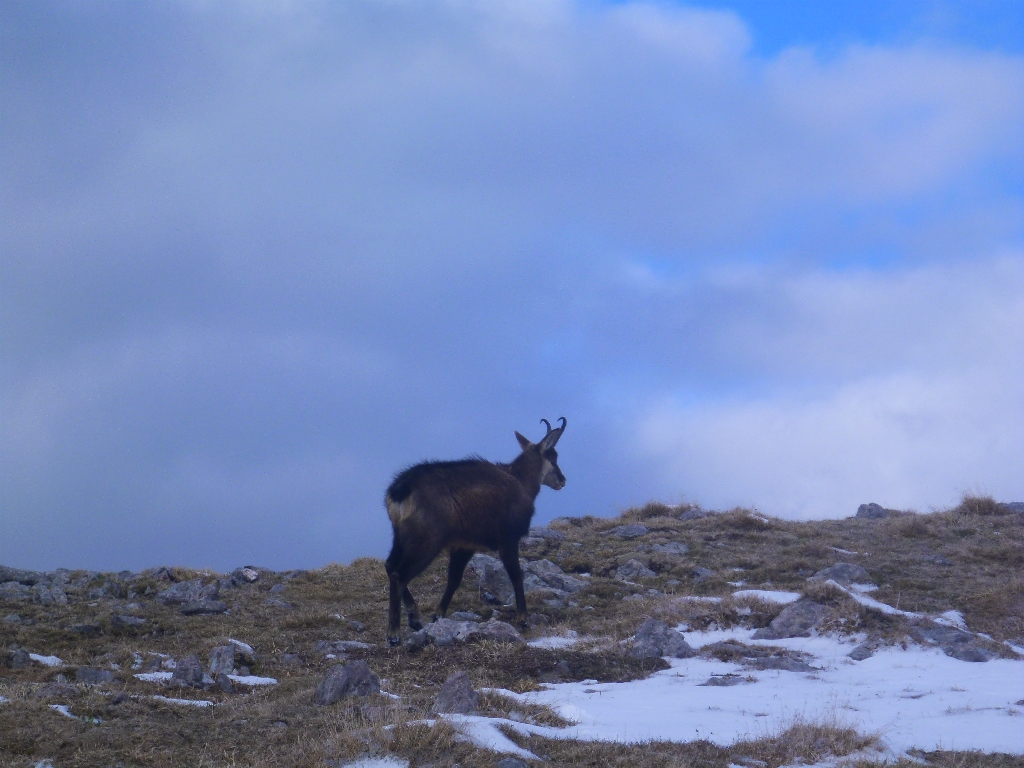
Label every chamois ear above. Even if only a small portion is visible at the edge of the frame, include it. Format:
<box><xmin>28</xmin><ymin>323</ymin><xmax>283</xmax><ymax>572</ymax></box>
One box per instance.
<box><xmin>539</xmin><ymin>416</ymin><xmax>566</xmax><ymax>451</ymax></box>
<box><xmin>514</xmin><ymin>431</ymin><xmax>532</xmax><ymax>451</ymax></box>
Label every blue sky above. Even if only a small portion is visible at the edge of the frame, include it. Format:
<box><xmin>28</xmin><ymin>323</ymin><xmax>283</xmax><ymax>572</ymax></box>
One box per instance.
<box><xmin>2</xmin><ymin>1</ymin><xmax>1023</xmax><ymax>571</ymax></box>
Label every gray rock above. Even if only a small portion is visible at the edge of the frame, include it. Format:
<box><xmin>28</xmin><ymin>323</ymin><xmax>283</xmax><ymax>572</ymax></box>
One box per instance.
<box><xmin>528</xmin><ymin>526</ymin><xmax>565</xmax><ymax>541</ymax></box>
<box><xmin>691</xmin><ymin>567</ymin><xmax>714</xmax><ymax>584</ymax></box>
<box><xmin>208</xmin><ymin>645</ymin><xmax>236</xmax><ymax>676</ymax></box>
<box><xmin>216</xmin><ymin>672</ymin><xmax>235</xmax><ymax>693</ymax></box>
<box><xmin>753</xmin><ymin>600</ymin><xmax>828</xmax><ymax>639</ymax></box>
<box><xmin>911</xmin><ymin>623</ymin><xmax>994</xmax><ymax>662</ymax></box>
<box><xmin>0</xmin><ymin>566</ymin><xmax>43</xmax><ymax>585</ymax></box>
<box><xmin>432</xmin><ymin>671</ymin><xmax>480</xmax><ymax>714</ymax></box>
<box><xmin>231</xmin><ymin>566</ymin><xmax>260</xmax><ymax>584</ymax></box>
<box><xmin>628</xmin><ymin>618</ymin><xmax>694</xmax><ymax>659</ymax></box>
<box><xmin>809</xmin><ymin>563</ymin><xmax>871</xmax><ymax>585</ymax></box>
<box><xmin>424</xmin><ymin>618</ymin><xmax>480</xmax><ymax>646</ymax></box>
<box><xmin>496</xmin><ymin>759</ymin><xmax>529</xmax><ymax>768</ymax></box>
<box><xmin>747</xmin><ymin>656</ymin><xmax>815</xmax><ymax>672</ymax></box>
<box><xmin>476</xmin><ymin>618</ymin><xmax>525</xmax><ymax>644</ymax></box>
<box><xmin>269</xmin><ymin>583</ymin><xmax>286</xmax><ymax>593</ymax></box>
<box><xmin>76</xmin><ymin>667</ymin><xmax>115</xmax><ymax>685</ymax></box>
<box><xmin>171</xmin><ymin>654</ymin><xmax>205</xmax><ymax>687</ymax></box>
<box><xmin>925</xmin><ymin>554</ymin><xmax>953</xmax><ymax>566</ymax></box>
<box><xmin>404</xmin><ymin>628</ymin><xmax>430</xmax><ymax>650</ymax></box>
<box><xmin>700</xmin><ymin>674</ymin><xmax>747</xmax><ymax>686</ymax></box>
<box><xmin>6</xmin><ymin>648</ymin><xmax>30</xmax><ymax>669</ymax></box>
<box><xmin>0</xmin><ymin>581</ymin><xmax>31</xmax><ymax>600</ymax></box>
<box><xmin>3</xmin><ymin>613</ymin><xmax>20</xmax><ymax>624</ymax></box>
<box><xmin>111</xmin><ymin>614</ymin><xmax>146</xmax><ymax>629</ymax></box>
<box><xmin>468</xmin><ymin>554</ymin><xmax>516</xmax><ymax>606</ymax></box>
<box><xmin>615</xmin><ymin>559</ymin><xmax>656</xmax><ymax>581</ymax></box>
<box><xmin>856</xmin><ymin>503</ymin><xmax>896</xmax><ymax>519</ymax></box>
<box><xmin>606</xmin><ymin>524</ymin><xmax>649</xmax><ymax>539</ymax></box>
<box><xmin>264</xmin><ymin>597</ymin><xmax>292</xmax><ymax>608</ymax></box>
<box><xmin>848</xmin><ymin>641</ymin><xmax>879</xmax><ymax>661</ymax></box>
<box><xmin>156</xmin><ymin>578</ymin><xmax>205</xmax><ymax>604</ymax></box>
<box><xmin>229</xmin><ymin>639</ymin><xmax>256</xmax><ymax>664</ymax></box>
<box><xmin>314</xmin><ymin>640</ymin><xmax>372</xmax><ymax>653</ymax></box>
<box><xmin>523</xmin><ymin>559</ymin><xmax>587</xmax><ymax>593</ymax></box>
<box><xmin>180</xmin><ymin>600</ymin><xmax>228</xmax><ymax>615</ymax></box>
<box><xmin>31</xmin><ymin>585</ymin><xmax>54</xmax><ymax>605</ymax></box>
<box><xmin>652</xmin><ymin>542</ymin><xmax>689</xmax><ymax>556</ymax></box>
<box><xmin>449</xmin><ymin>611</ymin><xmax>482</xmax><ymax>622</ymax></box>
<box><xmin>71</xmin><ymin>623</ymin><xmax>102</xmax><ymax>637</ymax></box>
<box><xmin>313</xmin><ymin>661</ymin><xmax>380</xmax><ymax>705</ymax></box>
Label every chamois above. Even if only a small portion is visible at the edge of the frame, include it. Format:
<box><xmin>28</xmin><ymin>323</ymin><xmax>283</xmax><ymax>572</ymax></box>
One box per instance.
<box><xmin>383</xmin><ymin>418</ymin><xmax>567</xmax><ymax>645</ymax></box>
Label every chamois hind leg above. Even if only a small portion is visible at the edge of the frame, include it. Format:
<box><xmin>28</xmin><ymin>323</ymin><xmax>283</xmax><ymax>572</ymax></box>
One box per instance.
<box><xmin>498</xmin><ymin>542</ymin><xmax>528</xmax><ymax>629</ymax></box>
<box><xmin>402</xmin><ymin>585</ymin><xmax>423</xmax><ymax>630</ymax></box>
<box><xmin>434</xmin><ymin>548</ymin><xmax>474</xmax><ymax>621</ymax></box>
<box><xmin>385</xmin><ymin>539</ymin><xmax>405</xmax><ymax>645</ymax></box>
<box><xmin>386</xmin><ymin>542</ymin><xmax>441</xmax><ymax>641</ymax></box>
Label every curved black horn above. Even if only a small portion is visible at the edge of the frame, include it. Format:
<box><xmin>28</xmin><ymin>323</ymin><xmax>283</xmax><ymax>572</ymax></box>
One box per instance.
<box><xmin>540</xmin><ymin>418</ymin><xmax>552</xmax><ymax>434</ymax></box>
<box><xmin>556</xmin><ymin>416</ymin><xmax>566</xmax><ymax>433</ymax></box>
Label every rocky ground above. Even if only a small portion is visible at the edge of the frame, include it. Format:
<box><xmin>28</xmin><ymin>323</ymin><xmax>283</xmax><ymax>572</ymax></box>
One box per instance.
<box><xmin>2</xmin><ymin>496</ymin><xmax>1023</xmax><ymax>768</ymax></box>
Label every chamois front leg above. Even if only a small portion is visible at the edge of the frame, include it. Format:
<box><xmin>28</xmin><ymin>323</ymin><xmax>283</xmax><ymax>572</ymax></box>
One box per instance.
<box><xmin>499</xmin><ymin>543</ymin><xmax>528</xmax><ymax>629</ymax></box>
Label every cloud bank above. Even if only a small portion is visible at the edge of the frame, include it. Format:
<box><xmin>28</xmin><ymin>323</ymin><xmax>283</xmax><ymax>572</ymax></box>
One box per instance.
<box><xmin>2</xmin><ymin>1</ymin><xmax>1022</xmax><ymax>570</ymax></box>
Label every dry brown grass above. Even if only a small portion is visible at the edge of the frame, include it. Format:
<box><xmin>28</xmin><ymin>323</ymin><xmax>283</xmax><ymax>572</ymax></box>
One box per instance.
<box><xmin>2</xmin><ymin>494</ymin><xmax>1021</xmax><ymax>766</ymax></box>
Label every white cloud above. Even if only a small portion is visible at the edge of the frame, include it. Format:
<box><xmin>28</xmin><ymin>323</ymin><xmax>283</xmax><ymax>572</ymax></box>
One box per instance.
<box><xmin>631</xmin><ymin>255</ymin><xmax>1024</xmax><ymax>518</ymax></box>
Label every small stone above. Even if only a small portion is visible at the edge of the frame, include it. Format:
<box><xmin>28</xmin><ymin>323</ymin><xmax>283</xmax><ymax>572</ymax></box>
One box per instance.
<box><xmin>700</xmin><ymin>674</ymin><xmax>748</xmax><ymax>686</ymax></box>
<box><xmin>313</xmin><ymin>661</ymin><xmax>380</xmax><ymax>705</ymax></box>
<box><xmin>679</xmin><ymin>507</ymin><xmax>712</xmax><ymax>521</ymax></box>
<box><xmin>6</xmin><ymin>648</ymin><xmax>30</xmax><ymax>669</ymax></box>
<box><xmin>111</xmin><ymin>614</ymin><xmax>146</xmax><ymax>629</ymax></box>
<box><xmin>180</xmin><ymin>600</ymin><xmax>228</xmax><ymax>615</ymax></box>
<box><xmin>216</xmin><ymin>672</ymin><xmax>235</xmax><ymax>693</ymax></box>
<box><xmin>628</xmin><ymin>618</ymin><xmax>694</xmax><ymax>659</ymax></box>
<box><xmin>0</xmin><ymin>581</ymin><xmax>31</xmax><ymax>600</ymax></box>
<box><xmin>527</xmin><ymin>612</ymin><xmax>551</xmax><ymax>628</ymax></box>
<box><xmin>809</xmin><ymin>563</ymin><xmax>871</xmax><ymax>585</ymax></box>
<box><xmin>606</xmin><ymin>524</ymin><xmax>649</xmax><ymax>539</ymax></box>
<box><xmin>528</xmin><ymin>526</ymin><xmax>565</xmax><ymax>542</ymax></box>
<box><xmin>476</xmin><ymin>618</ymin><xmax>525</xmax><ymax>644</ymax></box>
<box><xmin>753</xmin><ymin>600</ymin><xmax>828</xmax><ymax>640</ymax></box>
<box><xmin>848</xmin><ymin>641</ymin><xmax>878</xmax><ymax>661</ymax></box>
<box><xmin>76</xmin><ymin>667</ymin><xmax>115</xmax><ymax>684</ymax></box>
<box><xmin>282</xmin><ymin>653</ymin><xmax>303</xmax><ymax>665</ymax></box>
<box><xmin>468</xmin><ymin>554</ymin><xmax>515</xmax><ymax>606</ymax></box>
<box><xmin>228</xmin><ymin>639</ymin><xmax>256</xmax><ymax>664</ymax></box>
<box><xmin>171</xmin><ymin>654</ymin><xmax>205</xmax><ymax>687</ymax></box>
<box><xmin>3</xmin><ymin>613</ymin><xmax>21</xmax><ymax>624</ymax></box>
<box><xmin>432</xmin><ymin>671</ymin><xmax>479</xmax><ymax>714</ymax></box>
<box><xmin>71</xmin><ymin>623</ymin><xmax>102</xmax><ymax>637</ymax></box>
<box><xmin>925</xmin><ymin>555</ymin><xmax>953</xmax><ymax>566</ymax></box>
<box><xmin>269</xmin><ymin>583</ymin><xmax>285</xmax><ymax>593</ymax></box>
<box><xmin>209</xmin><ymin>645</ymin><xmax>236</xmax><ymax>676</ymax></box>
<box><xmin>449</xmin><ymin>611</ymin><xmax>482</xmax><ymax>622</ymax></box>
<box><xmin>424</xmin><ymin>617</ymin><xmax>479</xmax><ymax>646</ymax></box>
<box><xmin>263</xmin><ymin>597</ymin><xmax>292</xmax><ymax>609</ymax></box>
<box><xmin>691</xmin><ymin>567</ymin><xmax>714</xmax><ymax>584</ymax></box>
<box><xmin>615</xmin><ymin>559</ymin><xmax>656</xmax><ymax>581</ymax></box>
<box><xmin>404</xmin><ymin>629</ymin><xmax>430</xmax><ymax>650</ymax></box>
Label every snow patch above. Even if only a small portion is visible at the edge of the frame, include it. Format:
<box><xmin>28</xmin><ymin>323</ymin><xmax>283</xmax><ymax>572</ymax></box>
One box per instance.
<box><xmin>934</xmin><ymin>611</ymin><xmax>968</xmax><ymax>630</ymax></box>
<box><xmin>153</xmin><ymin>695</ymin><xmax>214</xmax><ymax>707</ymax></box>
<box><xmin>49</xmin><ymin>704</ymin><xmax>77</xmax><ymax>719</ymax></box>
<box><xmin>528</xmin><ymin>630</ymin><xmax>580</xmax><ymax>649</ymax></box>
<box><xmin>134</xmin><ymin>671</ymin><xmax>174</xmax><ymax>682</ymax></box>
<box><xmin>333</xmin><ymin>760</ymin><xmax>409</xmax><ymax>768</ymax></box>
<box><xmin>227</xmin><ymin>675</ymin><xmax>277</xmax><ymax>686</ymax></box>
<box><xmin>29</xmin><ymin>653</ymin><xmax>63</xmax><ymax>667</ymax></box>
<box><xmin>732</xmin><ymin>590</ymin><xmax>802</xmax><ymax>605</ymax></box>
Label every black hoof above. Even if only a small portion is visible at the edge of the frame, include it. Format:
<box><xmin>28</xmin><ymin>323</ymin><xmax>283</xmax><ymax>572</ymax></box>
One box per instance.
<box><xmin>408</xmin><ymin>617</ymin><xmax>423</xmax><ymax>631</ymax></box>
<box><xmin>386</xmin><ymin>635</ymin><xmax>401</xmax><ymax>647</ymax></box>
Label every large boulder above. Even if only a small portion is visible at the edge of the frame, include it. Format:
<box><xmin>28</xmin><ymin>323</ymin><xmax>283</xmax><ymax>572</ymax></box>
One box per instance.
<box><xmin>606</xmin><ymin>524</ymin><xmax>649</xmax><ymax>539</ymax></box>
<box><xmin>855</xmin><ymin>503</ymin><xmax>896</xmax><ymax>519</ymax></box>
<box><xmin>0</xmin><ymin>582</ymin><xmax>31</xmax><ymax>601</ymax></box>
<box><xmin>313</xmin><ymin>661</ymin><xmax>379</xmax><ymax>705</ymax></box>
<box><xmin>523</xmin><ymin>559</ymin><xmax>587</xmax><ymax>593</ymax></box>
<box><xmin>208</xmin><ymin>646</ymin><xmax>236</xmax><ymax>676</ymax></box>
<box><xmin>467</xmin><ymin>554</ymin><xmax>586</xmax><ymax>605</ymax></box>
<box><xmin>468</xmin><ymin>555</ymin><xmax>516</xmax><ymax>606</ymax></box>
<box><xmin>809</xmin><ymin>563</ymin><xmax>871</xmax><ymax>585</ymax></box>
<box><xmin>911</xmin><ymin>623</ymin><xmax>994</xmax><ymax>662</ymax></box>
<box><xmin>753</xmin><ymin>600</ymin><xmax>828</xmax><ymax>639</ymax></box>
<box><xmin>431</xmin><ymin>671</ymin><xmax>479</xmax><ymax>714</ymax></box>
<box><xmin>0</xmin><ymin>566</ymin><xmax>43</xmax><ymax>585</ymax></box>
<box><xmin>628</xmin><ymin>618</ymin><xmax>694</xmax><ymax>659</ymax></box>
<box><xmin>156</xmin><ymin>579</ymin><xmax>207</xmax><ymax>604</ymax></box>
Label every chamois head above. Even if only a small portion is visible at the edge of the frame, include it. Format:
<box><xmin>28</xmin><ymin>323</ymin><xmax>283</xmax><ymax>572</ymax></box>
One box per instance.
<box><xmin>515</xmin><ymin>417</ymin><xmax>567</xmax><ymax>490</ymax></box>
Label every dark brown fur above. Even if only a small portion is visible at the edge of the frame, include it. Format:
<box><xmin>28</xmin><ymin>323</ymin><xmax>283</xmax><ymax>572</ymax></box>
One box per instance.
<box><xmin>384</xmin><ymin>419</ymin><xmax>566</xmax><ymax>644</ymax></box>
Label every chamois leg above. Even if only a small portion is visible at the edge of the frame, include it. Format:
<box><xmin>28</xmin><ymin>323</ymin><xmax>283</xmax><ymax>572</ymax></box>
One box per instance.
<box><xmin>434</xmin><ymin>548</ymin><xmax>474</xmax><ymax>621</ymax></box>
<box><xmin>499</xmin><ymin>543</ymin><xmax>528</xmax><ymax>628</ymax></box>
<box><xmin>402</xmin><ymin>585</ymin><xmax>423</xmax><ymax>630</ymax></box>
<box><xmin>385</xmin><ymin>542</ymin><xmax>404</xmax><ymax>645</ymax></box>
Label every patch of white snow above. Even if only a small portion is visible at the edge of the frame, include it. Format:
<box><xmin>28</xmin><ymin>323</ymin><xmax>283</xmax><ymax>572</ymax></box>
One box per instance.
<box><xmin>152</xmin><ymin>695</ymin><xmax>214</xmax><ymax>707</ymax></box>
<box><xmin>334</xmin><ymin>760</ymin><xmax>409</xmax><ymax>768</ymax></box>
<box><xmin>732</xmin><ymin>590</ymin><xmax>802</xmax><ymax>605</ymax></box>
<box><xmin>934</xmin><ymin>611</ymin><xmax>968</xmax><ymax>630</ymax></box>
<box><xmin>29</xmin><ymin>653</ymin><xmax>63</xmax><ymax>667</ymax></box>
<box><xmin>227</xmin><ymin>675</ymin><xmax>277</xmax><ymax>686</ymax></box>
<box><xmin>443</xmin><ymin>714</ymin><xmax>539</xmax><ymax>758</ymax></box>
<box><xmin>528</xmin><ymin>630</ymin><xmax>579</xmax><ymax>649</ymax></box>
<box><xmin>134</xmin><ymin>671</ymin><xmax>174</xmax><ymax>682</ymax></box>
